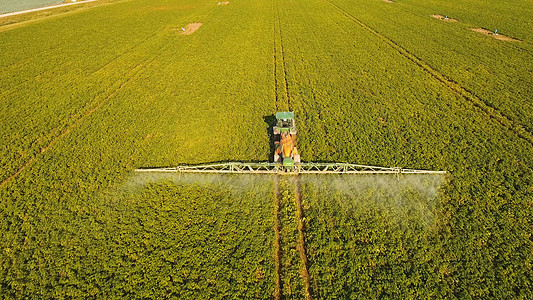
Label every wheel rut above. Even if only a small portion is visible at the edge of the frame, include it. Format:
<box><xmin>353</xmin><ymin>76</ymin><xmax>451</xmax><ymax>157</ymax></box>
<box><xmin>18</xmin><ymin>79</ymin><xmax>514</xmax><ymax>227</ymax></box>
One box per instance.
<box><xmin>272</xmin><ymin>2</ymin><xmax>312</xmax><ymax>296</ymax></box>
<box><xmin>273</xmin><ymin>176</ymin><xmax>283</xmax><ymax>300</ymax></box>
<box><xmin>295</xmin><ymin>176</ymin><xmax>312</xmax><ymax>300</ymax></box>
<box><xmin>273</xmin><ymin>0</ymin><xmax>291</xmax><ymax>112</ymax></box>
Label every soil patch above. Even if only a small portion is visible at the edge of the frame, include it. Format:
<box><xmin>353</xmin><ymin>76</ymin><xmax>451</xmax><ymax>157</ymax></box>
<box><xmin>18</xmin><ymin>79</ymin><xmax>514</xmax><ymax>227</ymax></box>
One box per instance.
<box><xmin>431</xmin><ymin>14</ymin><xmax>458</xmax><ymax>22</ymax></box>
<box><xmin>472</xmin><ymin>28</ymin><xmax>521</xmax><ymax>42</ymax></box>
<box><xmin>218</xmin><ymin>1</ymin><xmax>230</xmax><ymax>5</ymax></box>
<box><xmin>181</xmin><ymin>23</ymin><xmax>203</xmax><ymax>35</ymax></box>
<box><xmin>383</xmin><ymin>0</ymin><xmax>394</xmax><ymax>3</ymax></box>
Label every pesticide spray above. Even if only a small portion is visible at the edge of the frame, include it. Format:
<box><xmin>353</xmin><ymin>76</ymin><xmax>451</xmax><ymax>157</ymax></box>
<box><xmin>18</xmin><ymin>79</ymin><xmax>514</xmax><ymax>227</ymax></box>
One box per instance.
<box><xmin>128</xmin><ymin>112</ymin><xmax>446</xmax><ymax>299</ymax></box>
<box><xmin>131</xmin><ymin>111</ymin><xmax>446</xmax><ymax>225</ymax></box>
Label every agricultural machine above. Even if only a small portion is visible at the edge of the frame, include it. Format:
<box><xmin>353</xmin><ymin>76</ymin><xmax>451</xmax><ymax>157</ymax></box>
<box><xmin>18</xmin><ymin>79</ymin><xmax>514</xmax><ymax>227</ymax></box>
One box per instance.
<box><xmin>273</xmin><ymin>112</ymin><xmax>300</xmax><ymax>168</ymax></box>
<box><xmin>135</xmin><ymin>112</ymin><xmax>445</xmax><ymax>175</ymax></box>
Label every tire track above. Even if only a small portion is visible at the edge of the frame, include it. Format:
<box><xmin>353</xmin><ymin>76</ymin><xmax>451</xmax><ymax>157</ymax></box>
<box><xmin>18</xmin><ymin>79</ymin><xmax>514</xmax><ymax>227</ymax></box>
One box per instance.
<box><xmin>272</xmin><ymin>1</ymin><xmax>286</xmax><ymax>289</ymax></box>
<box><xmin>0</xmin><ymin>36</ymin><xmax>174</xmax><ymax>189</ymax></box>
<box><xmin>273</xmin><ymin>0</ymin><xmax>291</xmax><ymax>111</ymax></box>
<box><xmin>324</xmin><ymin>0</ymin><xmax>533</xmax><ymax>146</ymax></box>
<box><xmin>273</xmin><ymin>176</ymin><xmax>283</xmax><ymax>300</ymax></box>
<box><xmin>273</xmin><ymin>2</ymin><xmax>312</xmax><ymax>297</ymax></box>
<box><xmin>272</xmin><ymin>0</ymin><xmax>282</xmax><ymax>112</ymax></box>
<box><xmin>295</xmin><ymin>176</ymin><xmax>312</xmax><ymax>300</ymax></box>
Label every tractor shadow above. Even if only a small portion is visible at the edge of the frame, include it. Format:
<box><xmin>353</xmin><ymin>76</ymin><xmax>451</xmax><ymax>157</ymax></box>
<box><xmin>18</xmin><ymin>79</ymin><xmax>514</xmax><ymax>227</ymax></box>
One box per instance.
<box><xmin>263</xmin><ymin>114</ymin><xmax>277</xmax><ymax>162</ymax></box>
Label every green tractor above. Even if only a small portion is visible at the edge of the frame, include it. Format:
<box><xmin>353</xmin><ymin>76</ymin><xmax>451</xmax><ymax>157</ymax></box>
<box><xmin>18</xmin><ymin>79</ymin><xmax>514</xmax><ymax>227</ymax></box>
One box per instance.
<box><xmin>273</xmin><ymin>112</ymin><xmax>300</xmax><ymax>168</ymax></box>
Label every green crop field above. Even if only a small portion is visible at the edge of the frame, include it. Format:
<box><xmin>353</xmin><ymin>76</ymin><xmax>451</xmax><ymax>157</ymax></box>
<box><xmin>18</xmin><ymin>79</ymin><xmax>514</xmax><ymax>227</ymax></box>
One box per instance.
<box><xmin>1</xmin><ymin>0</ymin><xmax>531</xmax><ymax>298</ymax></box>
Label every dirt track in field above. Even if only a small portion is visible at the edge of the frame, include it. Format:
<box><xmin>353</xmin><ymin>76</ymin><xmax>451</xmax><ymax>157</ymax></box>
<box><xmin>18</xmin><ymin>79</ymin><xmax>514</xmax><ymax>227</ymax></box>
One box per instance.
<box><xmin>472</xmin><ymin>28</ymin><xmax>521</xmax><ymax>42</ymax></box>
<box><xmin>431</xmin><ymin>14</ymin><xmax>458</xmax><ymax>22</ymax></box>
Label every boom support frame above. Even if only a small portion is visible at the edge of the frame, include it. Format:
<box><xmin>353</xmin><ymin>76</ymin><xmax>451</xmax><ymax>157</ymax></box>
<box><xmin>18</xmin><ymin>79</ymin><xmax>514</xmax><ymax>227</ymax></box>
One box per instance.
<box><xmin>135</xmin><ymin>162</ymin><xmax>446</xmax><ymax>175</ymax></box>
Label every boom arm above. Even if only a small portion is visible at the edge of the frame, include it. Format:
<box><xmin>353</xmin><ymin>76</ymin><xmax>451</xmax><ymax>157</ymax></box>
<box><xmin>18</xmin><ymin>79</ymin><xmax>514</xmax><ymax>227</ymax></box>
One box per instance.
<box><xmin>135</xmin><ymin>162</ymin><xmax>446</xmax><ymax>175</ymax></box>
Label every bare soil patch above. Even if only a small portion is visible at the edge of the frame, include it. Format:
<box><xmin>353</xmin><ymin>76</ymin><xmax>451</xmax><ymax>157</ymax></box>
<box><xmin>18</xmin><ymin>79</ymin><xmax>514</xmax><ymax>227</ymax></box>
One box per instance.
<box><xmin>181</xmin><ymin>23</ymin><xmax>203</xmax><ymax>35</ymax></box>
<box><xmin>383</xmin><ymin>0</ymin><xmax>394</xmax><ymax>3</ymax></box>
<box><xmin>472</xmin><ymin>28</ymin><xmax>521</xmax><ymax>42</ymax></box>
<box><xmin>218</xmin><ymin>1</ymin><xmax>230</xmax><ymax>5</ymax></box>
<box><xmin>431</xmin><ymin>14</ymin><xmax>458</xmax><ymax>22</ymax></box>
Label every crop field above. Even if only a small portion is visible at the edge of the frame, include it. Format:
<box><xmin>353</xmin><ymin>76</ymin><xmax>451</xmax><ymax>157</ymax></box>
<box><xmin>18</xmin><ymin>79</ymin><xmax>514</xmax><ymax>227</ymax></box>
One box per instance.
<box><xmin>1</xmin><ymin>0</ymin><xmax>532</xmax><ymax>298</ymax></box>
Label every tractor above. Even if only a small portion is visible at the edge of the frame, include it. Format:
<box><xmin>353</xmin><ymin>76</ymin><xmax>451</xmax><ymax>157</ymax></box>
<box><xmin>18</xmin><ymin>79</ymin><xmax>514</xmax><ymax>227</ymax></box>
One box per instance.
<box><xmin>273</xmin><ymin>112</ymin><xmax>300</xmax><ymax>168</ymax></box>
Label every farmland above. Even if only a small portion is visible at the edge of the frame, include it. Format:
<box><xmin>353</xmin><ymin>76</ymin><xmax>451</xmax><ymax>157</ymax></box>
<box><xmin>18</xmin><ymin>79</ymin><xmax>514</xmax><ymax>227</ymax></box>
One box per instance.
<box><xmin>1</xmin><ymin>0</ymin><xmax>532</xmax><ymax>298</ymax></box>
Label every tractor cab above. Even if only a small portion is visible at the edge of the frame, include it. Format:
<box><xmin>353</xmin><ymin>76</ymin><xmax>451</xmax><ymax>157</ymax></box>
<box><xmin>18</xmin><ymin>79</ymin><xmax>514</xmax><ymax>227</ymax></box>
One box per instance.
<box><xmin>273</xmin><ymin>111</ymin><xmax>296</xmax><ymax>135</ymax></box>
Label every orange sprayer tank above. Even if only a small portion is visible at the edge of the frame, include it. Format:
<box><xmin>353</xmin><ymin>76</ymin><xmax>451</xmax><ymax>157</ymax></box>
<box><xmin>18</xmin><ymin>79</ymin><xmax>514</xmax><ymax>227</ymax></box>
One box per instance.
<box><xmin>280</xmin><ymin>133</ymin><xmax>294</xmax><ymax>158</ymax></box>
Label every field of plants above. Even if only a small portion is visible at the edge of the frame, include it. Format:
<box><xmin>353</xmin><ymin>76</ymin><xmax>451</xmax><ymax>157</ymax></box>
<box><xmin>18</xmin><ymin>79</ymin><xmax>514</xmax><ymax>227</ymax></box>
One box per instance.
<box><xmin>1</xmin><ymin>0</ymin><xmax>531</xmax><ymax>298</ymax></box>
